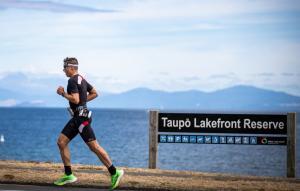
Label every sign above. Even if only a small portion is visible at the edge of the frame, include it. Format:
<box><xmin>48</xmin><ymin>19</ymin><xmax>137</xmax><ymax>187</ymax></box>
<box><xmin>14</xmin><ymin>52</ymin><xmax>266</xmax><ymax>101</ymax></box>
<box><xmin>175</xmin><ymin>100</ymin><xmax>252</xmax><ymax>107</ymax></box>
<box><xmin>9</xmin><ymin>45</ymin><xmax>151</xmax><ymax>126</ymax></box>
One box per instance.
<box><xmin>158</xmin><ymin>113</ymin><xmax>287</xmax><ymax>135</ymax></box>
<box><xmin>158</xmin><ymin>135</ymin><xmax>287</xmax><ymax>145</ymax></box>
<box><xmin>149</xmin><ymin>111</ymin><xmax>296</xmax><ymax>177</ymax></box>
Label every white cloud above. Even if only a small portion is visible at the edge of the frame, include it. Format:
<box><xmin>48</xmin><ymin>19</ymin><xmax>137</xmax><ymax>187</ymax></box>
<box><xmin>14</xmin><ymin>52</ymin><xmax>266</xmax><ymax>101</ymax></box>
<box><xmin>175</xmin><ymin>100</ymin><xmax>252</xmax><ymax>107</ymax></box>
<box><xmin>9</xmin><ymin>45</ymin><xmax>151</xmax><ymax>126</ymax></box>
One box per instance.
<box><xmin>56</xmin><ymin>0</ymin><xmax>300</xmax><ymax>22</ymax></box>
<box><xmin>0</xmin><ymin>99</ymin><xmax>17</xmax><ymax>107</ymax></box>
<box><xmin>29</xmin><ymin>100</ymin><xmax>45</xmax><ymax>104</ymax></box>
<box><xmin>0</xmin><ymin>0</ymin><xmax>117</xmax><ymax>13</ymax></box>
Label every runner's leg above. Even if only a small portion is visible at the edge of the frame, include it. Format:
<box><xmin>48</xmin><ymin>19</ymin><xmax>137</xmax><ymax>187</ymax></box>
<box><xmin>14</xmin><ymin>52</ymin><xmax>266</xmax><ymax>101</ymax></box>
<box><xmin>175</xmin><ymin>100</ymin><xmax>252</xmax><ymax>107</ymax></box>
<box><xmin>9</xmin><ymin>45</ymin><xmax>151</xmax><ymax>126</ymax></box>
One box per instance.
<box><xmin>79</xmin><ymin>118</ymin><xmax>124</xmax><ymax>189</ymax></box>
<box><xmin>86</xmin><ymin>140</ymin><xmax>112</xmax><ymax>168</ymax></box>
<box><xmin>57</xmin><ymin>133</ymin><xmax>71</xmax><ymax>166</ymax></box>
<box><xmin>58</xmin><ymin>118</ymin><xmax>79</xmax><ymax>175</ymax></box>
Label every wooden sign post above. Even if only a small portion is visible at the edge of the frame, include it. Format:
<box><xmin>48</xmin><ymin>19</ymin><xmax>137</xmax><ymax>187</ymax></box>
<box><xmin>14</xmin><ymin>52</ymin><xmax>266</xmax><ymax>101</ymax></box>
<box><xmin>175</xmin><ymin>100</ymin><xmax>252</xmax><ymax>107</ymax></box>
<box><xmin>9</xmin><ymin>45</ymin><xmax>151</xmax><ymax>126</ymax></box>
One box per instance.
<box><xmin>287</xmin><ymin>112</ymin><xmax>296</xmax><ymax>178</ymax></box>
<box><xmin>149</xmin><ymin>110</ymin><xmax>158</xmax><ymax>169</ymax></box>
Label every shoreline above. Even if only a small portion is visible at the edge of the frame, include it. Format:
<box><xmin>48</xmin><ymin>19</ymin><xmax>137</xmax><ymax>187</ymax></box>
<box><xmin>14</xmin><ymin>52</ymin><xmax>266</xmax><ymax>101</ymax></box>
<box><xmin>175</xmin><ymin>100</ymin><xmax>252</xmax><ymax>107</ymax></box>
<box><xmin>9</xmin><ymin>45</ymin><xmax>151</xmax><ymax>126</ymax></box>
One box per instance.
<box><xmin>0</xmin><ymin>160</ymin><xmax>299</xmax><ymax>190</ymax></box>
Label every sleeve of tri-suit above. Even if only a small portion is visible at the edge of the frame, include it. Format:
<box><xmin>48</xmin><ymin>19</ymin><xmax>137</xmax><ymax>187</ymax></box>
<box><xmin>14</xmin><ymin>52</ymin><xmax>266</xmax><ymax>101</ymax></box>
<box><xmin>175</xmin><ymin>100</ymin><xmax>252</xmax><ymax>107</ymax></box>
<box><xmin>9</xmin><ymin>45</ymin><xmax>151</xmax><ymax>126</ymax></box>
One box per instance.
<box><xmin>68</xmin><ymin>78</ymin><xmax>79</xmax><ymax>94</ymax></box>
<box><xmin>86</xmin><ymin>81</ymin><xmax>93</xmax><ymax>93</ymax></box>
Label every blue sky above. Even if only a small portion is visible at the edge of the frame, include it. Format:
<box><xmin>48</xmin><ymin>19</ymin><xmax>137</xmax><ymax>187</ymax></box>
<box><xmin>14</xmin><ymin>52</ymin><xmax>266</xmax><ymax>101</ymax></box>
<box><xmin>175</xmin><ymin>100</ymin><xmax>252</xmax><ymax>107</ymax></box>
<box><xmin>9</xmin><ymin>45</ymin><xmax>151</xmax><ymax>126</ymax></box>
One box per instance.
<box><xmin>0</xmin><ymin>0</ymin><xmax>300</xmax><ymax>95</ymax></box>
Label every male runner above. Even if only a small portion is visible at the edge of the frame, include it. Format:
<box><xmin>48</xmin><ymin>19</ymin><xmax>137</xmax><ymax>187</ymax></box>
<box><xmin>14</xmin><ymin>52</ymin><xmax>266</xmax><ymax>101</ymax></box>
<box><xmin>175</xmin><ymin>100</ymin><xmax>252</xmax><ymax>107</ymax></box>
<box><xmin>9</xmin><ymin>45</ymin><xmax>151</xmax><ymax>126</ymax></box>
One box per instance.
<box><xmin>54</xmin><ymin>57</ymin><xmax>124</xmax><ymax>190</ymax></box>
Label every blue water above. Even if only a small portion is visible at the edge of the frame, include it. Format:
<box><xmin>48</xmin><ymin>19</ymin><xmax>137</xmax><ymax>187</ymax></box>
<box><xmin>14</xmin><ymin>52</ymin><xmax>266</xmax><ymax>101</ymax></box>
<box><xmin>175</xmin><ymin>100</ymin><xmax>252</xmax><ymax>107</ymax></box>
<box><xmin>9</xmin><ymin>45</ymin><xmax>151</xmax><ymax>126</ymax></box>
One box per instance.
<box><xmin>0</xmin><ymin>108</ymin><xmax>299</xmax><ymax>178</ymax></box>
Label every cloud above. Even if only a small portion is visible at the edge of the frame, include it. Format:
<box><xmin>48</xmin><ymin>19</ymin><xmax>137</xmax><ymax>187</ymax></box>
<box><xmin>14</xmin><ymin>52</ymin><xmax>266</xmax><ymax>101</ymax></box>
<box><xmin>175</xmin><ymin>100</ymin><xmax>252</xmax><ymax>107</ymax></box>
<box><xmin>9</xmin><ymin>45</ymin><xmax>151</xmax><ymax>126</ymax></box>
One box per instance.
<box><xmin>209</xmin><ymin>73</ymin><xmax>238</xmax><ymax>80</ymax></box>
<box><xmin>256</xmin><ymin>73</ymin><xmax>275</xmax><ymax>77</ymax></box>
<box><xmin>0</xmin><ymin>99</ymin><xmax>17</xmax><ymax>107</ymax></box>
<box><xmin>46</xmin><ymin>0</ymin><xmax>300</xmax><ymax>25</ymax></box>
<box><xmin>163</xmin><ymin>23</ymin><xmax>224</xmax><ymax>33</ymax></box>
<box><xmin>182</xmin><ymin>76</ymin><xmax>202</xmax><ymax>82</ymax></box>
<box><xmin>281</xmin><ymin>72</ymin><xmax>296</xmax><ymax>77</ymax></box>
<box><xmin>0</xmin><ymin>72</ymin><xmax>65</xmax><ymax>95</ymax></box>
<box><xmin>112</xmin><ymin>0</ymin><xmax>300</xmax><ymax>21</ymax></box>
<box><xmin>0</xmin><ymin>0</ymin><xmax>118</xmax><ymax>13</ymax></box>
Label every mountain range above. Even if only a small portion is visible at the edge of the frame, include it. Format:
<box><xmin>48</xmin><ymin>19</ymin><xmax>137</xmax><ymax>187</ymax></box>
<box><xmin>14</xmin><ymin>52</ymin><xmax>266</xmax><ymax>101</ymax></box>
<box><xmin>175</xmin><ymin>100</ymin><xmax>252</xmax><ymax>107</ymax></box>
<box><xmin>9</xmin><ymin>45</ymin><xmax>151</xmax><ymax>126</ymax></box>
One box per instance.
<box><xmin>96</xmin><ymin>85</ymin><xmax>300</xmax><ymax>112</ymax></box>
<box><xmin>0</xmin><ymin>83</ymin><xmax>299</xmax><ymax>112</ymax></box>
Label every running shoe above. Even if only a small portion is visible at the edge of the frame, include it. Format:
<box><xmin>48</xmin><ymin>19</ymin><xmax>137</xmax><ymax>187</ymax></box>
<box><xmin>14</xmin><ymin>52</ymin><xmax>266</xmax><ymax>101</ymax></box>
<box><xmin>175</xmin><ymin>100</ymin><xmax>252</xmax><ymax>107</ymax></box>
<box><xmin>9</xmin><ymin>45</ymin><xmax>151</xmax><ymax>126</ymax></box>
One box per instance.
<box><xmin>54</xmin><ymin>173</ymin><xmax>77</xmax><ymax>186</ymax></box>
<box><xmin>110</xmin><ymin>169</ymin><xmax>124</xmax><ymax>190</ymax></box>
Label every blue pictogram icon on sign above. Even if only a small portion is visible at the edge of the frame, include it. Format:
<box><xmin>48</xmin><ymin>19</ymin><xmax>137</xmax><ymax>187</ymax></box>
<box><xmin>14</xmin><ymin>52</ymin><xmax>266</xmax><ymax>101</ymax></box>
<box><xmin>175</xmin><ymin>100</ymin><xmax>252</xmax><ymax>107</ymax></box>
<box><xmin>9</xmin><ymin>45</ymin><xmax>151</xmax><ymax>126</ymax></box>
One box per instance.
<box><xmin>182</xmin><ymin>136</ymin><xmax>189</xmax><ymax>143</ymax></box>
<box><xmin>197</xmin><ymin>136</ymin><xmax>204</xmax><ymax>143</ymax></box>
<box><xmin>235</xmin><ymin>137</ymin><xmax>242</xmax><ymax>144</ymax></box>
<box><xmin>167</xmin><ymin>135</ymin><xmax>174</xmax><ymax>143</ymax></box>
<box><xmin>242</xmin><ymin>137</ymin><xmax>249</xmax><ymax>144</ymax></box>
<box><xmin>205</xmin><ymin>136</ymin><xmax>211</xmax><ymax>144</ymax></box>
<box><xmin>227</xmin><ymin>137</ymin><xmax>234</xmax><ymax>144</ymax></box>
<box><xmin>220</xmin><ymin>136</ymin><xmax>226</xmax><ymax>144</ymax></box>
<box><xmin>212</xmin><ymin>136</ymin><xmax>219</xmax><ymax>144</ymax></box>
<box><xmin>175</xmin><ymin>135</ymin><xmax>181</xmax><ymax>143</ymax></box>
<box><xmin>190</xmin><ymin>136</ymin><xmax>196</xmax><ymax>143</ymax></box>
<box><xmin>160</xmin><ymin>135</ymin><xmax>167</xmax><ymax>143</ymax></box>
<box><xmin>250</xmin><ymin>137</ymin><xmax>257</xmax><ymax>144</ymax></box>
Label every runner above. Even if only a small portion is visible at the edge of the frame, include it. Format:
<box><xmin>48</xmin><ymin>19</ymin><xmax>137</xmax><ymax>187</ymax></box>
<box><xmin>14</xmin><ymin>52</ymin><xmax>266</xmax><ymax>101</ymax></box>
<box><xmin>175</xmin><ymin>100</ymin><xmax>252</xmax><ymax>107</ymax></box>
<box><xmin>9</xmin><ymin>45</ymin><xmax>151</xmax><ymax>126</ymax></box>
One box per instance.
<box><xmin>54</xmin><ymin>57</ymin><xmax>124</xmax><ymax>190</ymax></box>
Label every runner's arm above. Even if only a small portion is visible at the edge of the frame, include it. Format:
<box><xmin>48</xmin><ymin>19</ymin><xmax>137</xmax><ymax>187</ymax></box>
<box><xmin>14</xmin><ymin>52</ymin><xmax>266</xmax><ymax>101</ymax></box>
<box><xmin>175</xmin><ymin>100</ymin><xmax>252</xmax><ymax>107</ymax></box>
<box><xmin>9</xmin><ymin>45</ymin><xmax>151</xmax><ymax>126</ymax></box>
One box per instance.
<box><xmin>63</xmin><ymin>92</ymin><xmax>80</xmax><ymax>104</ymax></box>
<box><xmin>87</xmin><ymin>88</ymin><xmax>98</xmax><ymax>102</ymax></box>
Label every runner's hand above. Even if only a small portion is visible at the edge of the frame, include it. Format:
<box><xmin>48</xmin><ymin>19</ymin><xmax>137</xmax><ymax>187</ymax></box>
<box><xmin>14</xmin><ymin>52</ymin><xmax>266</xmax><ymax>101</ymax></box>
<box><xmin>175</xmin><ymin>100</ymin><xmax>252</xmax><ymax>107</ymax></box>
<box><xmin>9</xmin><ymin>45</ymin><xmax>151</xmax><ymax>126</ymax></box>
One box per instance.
<box><xmin>57</xmin><ymin>86</ymin><xmax>65</xmax><ymax>96</ymax></box>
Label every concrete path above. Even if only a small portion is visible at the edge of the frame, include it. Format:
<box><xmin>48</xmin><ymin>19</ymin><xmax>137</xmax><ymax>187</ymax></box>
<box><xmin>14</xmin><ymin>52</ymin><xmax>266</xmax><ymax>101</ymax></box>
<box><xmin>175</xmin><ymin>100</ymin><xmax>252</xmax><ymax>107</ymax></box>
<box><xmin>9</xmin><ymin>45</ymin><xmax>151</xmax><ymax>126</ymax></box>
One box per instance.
<box><xmin>0</xmin><ymin>183</ymin><xmax>127</xmax><ymax>191</ymax></box>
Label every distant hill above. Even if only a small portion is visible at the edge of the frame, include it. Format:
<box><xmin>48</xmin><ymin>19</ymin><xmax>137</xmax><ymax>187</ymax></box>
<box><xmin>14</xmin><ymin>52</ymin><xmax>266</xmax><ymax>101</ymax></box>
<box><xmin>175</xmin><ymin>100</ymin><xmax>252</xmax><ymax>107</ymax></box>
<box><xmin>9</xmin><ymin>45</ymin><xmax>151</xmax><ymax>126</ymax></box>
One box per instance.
<box><xmin>94</xmin><ymin>85</ymin><xmax>300</xmax><ymax>112</ymax></box>
<box><xmin>1</xmin><ymin>84</ymin><xmax>300</xmax><ymax>112</ymax></box>
<box><xmin>0</xmin><ymin>88</ymin><xmax>17</xmax><ymax>100</ymax></box>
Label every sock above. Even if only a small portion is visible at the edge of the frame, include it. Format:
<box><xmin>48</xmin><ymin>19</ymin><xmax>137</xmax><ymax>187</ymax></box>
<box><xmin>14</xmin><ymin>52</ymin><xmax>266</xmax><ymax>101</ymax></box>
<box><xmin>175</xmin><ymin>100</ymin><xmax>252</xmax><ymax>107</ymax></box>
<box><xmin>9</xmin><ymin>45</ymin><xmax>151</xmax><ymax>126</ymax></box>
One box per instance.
<box><xmin>108</xmin><ymin>164</ymin><xmax>116</xmax><ymax>176</ymax></box>
<box><xmin>64</xmin><ymin>166</ymin><xmax>72</xmax><ymax>176</ymax></box>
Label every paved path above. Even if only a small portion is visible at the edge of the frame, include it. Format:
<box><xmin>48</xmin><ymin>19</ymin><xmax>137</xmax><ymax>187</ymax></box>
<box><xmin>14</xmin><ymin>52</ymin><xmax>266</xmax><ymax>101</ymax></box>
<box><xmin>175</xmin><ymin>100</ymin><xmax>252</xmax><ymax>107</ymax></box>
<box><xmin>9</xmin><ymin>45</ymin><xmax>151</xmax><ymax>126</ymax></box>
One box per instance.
<box><xmin>0</xmin><ymin>183</ymin><xmax>128</xmax><ymax>191</ymax></box>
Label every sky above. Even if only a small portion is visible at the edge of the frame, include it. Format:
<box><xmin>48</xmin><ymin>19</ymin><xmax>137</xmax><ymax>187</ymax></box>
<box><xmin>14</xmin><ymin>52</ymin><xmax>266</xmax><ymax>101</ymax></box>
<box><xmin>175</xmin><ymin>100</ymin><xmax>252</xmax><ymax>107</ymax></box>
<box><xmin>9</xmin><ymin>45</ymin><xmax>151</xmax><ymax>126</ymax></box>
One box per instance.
<box><xmin>0</xmin><ymin>0</ymin><xmax>300</xmax><ymax>95</ymax></box>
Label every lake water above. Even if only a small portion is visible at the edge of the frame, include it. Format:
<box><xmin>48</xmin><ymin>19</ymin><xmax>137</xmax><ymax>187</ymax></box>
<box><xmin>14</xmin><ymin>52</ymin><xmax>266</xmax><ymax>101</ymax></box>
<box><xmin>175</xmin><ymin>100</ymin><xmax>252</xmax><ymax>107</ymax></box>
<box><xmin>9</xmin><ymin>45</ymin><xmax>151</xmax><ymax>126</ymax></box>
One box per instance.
<box><xmin>0</xmin><ymin>108</ymin><xmax>298</xmax><ymax>177</ymax></box>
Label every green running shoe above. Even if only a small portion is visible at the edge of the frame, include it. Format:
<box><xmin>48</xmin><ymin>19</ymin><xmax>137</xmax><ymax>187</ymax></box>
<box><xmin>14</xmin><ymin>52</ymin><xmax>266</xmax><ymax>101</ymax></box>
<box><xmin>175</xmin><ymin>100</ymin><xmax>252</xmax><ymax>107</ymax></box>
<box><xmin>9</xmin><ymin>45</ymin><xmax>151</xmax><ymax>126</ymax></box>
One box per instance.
<box><xmin>54</xmin><ymin>173</ymin><xmax>77</xmax><ymax>186</ymax></box>
<box><xmin>110</xmin><ymin>169</ymin><xmax>124</xmax><ymax>190</ymax></box>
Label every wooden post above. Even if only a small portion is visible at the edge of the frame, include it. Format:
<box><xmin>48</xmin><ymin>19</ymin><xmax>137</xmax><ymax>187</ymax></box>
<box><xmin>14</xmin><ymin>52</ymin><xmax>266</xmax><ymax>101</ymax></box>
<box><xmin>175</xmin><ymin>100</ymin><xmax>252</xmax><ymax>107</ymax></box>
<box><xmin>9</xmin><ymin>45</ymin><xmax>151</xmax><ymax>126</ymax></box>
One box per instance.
<box><xmin>287</xmin><ymin>112</ymin><xmax>296</xmax><ymax>178</ymax></box>
<box><xmin>149</xmin><ymin>110</ymin><xmax>159</xmax><ymax>169</ymax></box>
